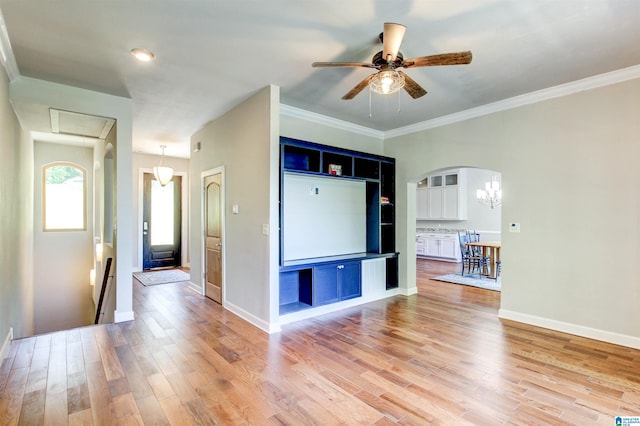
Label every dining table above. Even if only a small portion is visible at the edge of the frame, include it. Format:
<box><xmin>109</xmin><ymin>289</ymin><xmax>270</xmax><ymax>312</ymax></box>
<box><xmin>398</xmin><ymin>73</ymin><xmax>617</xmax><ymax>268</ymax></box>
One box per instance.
<box><xmin>465</xmin><ymin>241</ymin><xmax>501</xmax><ymax>279</ymax></box>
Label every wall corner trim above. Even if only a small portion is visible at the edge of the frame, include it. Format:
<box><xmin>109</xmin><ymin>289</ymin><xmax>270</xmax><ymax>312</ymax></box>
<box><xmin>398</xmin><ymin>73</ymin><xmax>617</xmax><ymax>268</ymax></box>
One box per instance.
<box><xmin>499</xmin><ymin>309</ymin><xmax>640</xmax><ymax>350</ymax></box>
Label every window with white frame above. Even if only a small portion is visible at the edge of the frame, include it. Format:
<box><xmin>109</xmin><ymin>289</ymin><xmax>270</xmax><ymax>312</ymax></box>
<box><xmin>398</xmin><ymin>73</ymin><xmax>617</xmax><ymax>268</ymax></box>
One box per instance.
<box><xmin>43</xmin><ymin>162</ymin><xmax>87</xmax><ymax>231</ymax></box>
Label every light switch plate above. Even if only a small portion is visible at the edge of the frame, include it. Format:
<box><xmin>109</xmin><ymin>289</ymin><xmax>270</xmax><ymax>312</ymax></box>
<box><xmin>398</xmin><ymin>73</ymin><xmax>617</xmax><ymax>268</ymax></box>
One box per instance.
<box><xmin>232</xmin><ymin>204</ymin><xmax>239</xmax><ymax>214</ymax></box>
<box><xmin>262</xmin><ymin>224</ymin><xmax>269</xmax><ymax>235</ymax></box>
<box><xmin>509</xmin><ymin>222</ymin><xmax>521</xmax><ymax>233</ymax></box>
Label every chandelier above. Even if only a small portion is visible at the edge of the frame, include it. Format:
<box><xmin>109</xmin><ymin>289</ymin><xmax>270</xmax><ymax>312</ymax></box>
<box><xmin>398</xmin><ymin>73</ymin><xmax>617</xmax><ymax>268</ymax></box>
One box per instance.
<box><xmin>369</xmin><ymin>68</ymin><xmax>405</xmax><ymax>95</ymax></box>
<box><xmin>477</xmin><ymin>176</ymin><xmax>502</xmax><ymax>209</ymax></box>
<box><xmin>153</xmin><ymin>145</ymin><xmax>174</xmax><ymax>187</ymax></box>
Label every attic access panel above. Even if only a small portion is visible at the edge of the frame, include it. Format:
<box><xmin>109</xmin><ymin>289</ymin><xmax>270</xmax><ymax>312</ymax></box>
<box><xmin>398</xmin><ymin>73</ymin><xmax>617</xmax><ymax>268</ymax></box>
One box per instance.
<box><xmin>49</xmin><ymin>108</ymin><xmax>115</xmax><ymax>139</ymax></box>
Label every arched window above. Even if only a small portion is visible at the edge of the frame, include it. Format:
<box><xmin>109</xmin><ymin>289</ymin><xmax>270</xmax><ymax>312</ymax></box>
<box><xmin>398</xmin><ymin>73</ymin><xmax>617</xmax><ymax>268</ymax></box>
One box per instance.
<box><xmin>43</xmin><ymin>162</ymin><xmax>87</xmax><ymax>231</ymax></box>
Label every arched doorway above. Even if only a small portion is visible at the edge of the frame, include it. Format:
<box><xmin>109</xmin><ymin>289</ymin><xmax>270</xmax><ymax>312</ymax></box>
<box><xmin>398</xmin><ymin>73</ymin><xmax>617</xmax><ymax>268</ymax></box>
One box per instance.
<box><xmin>412</xmin><ymin>166</ymin><xmax>502</xmax><ymax>295</ymax></box>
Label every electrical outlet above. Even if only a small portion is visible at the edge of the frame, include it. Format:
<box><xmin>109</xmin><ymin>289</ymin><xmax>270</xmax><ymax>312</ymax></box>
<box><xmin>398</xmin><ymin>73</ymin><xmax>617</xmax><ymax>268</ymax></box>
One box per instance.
<box><xmin>509</xmin><ymin>222</ymin><xmax>521</xmax><ymax>233</ymax></box>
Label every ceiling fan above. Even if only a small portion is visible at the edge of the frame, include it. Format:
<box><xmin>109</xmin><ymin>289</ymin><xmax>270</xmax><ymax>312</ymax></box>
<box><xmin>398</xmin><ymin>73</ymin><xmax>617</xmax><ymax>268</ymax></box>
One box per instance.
<box><xmin>312</xmin><ymin>23</ymin><xmax>472</xmax><ymax>100</ymax></box>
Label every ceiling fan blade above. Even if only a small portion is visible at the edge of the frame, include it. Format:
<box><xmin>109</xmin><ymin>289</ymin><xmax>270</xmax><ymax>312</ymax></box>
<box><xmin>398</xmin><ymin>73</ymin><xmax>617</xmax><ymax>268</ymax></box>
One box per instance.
<box><xmin>342</xmin><ymin>75</ymin><xmax>375</xmax><ymax>100</ymax></box>
<box><xmin>401</xmin><ymin>51</ymin><xmax>472</xmax><ymax>68</ymax></box>
<box><xmin>312</xmin><ymin>61</ymin><xmax>376</xmax><ymax>68</ymax></box>
<box><xmin>382</xmin><ymin>22</ymin><xmax>406</xmax><ymax>62</ymax></box>
<box><xmin>399</xmin><ymin>72</ymin><xmax>427</xmax><ymax>99</ymax></box>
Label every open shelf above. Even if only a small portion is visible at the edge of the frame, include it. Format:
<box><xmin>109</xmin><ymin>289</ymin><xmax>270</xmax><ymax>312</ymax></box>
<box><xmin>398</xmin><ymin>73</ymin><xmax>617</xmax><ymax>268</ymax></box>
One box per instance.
<box><xmin>323</xmin><ymin>152</ymin><xmax>353</xmax><ymax>176</ymax></box>
<box><xmin>283</xmin><ymin>145</ymin><xmax>320</xmax><ymax>172</ymax></box>
<box><xmin>354</xmin><ymin>157</ymin><xmax>379</xmax><ymax>179</ymax></box>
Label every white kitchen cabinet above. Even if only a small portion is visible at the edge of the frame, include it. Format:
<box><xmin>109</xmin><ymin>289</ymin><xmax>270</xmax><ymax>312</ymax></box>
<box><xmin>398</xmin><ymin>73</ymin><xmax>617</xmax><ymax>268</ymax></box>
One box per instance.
<box><xmin>415</xmin><ymin>234</ymin><xmax>426</xmax><ymax>256</ymax></box>
<box><xmin>425</xmin><ymin>235</ymin><xmax>441</xmax><ymax>256</ymax></box>
<box><xmin>416</xmin><ymin>188</ymin><xmax>429</xmax><ymax>220</ymax></box>
<box><xmin>443</xmin><ymin>186</ymin><xmax>459</xmax><ymax>219</ymax></box>
<box><xmin>416</xmin><ymin>232</ymin><xmax>461</xmax><ymax>262</ymax></box>
<box><xmin>415</xmin><ymin>169</ymin><xmax>467</xmax><ymax>220</ymax></box>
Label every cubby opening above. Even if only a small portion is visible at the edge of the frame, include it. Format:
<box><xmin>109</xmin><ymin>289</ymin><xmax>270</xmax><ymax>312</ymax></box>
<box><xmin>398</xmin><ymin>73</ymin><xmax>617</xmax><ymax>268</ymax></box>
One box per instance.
<box><xmin>366</xmin><ymin>181</ymin><xmax>380</xmax><ymax>253</ymax></box>
<box><xmin>283</xmin><ymin>145</ymin><xmax>320</xmax><ymax>172</ymax></box>
<box><xmin>279</xmin><ymin>268</ymin><xmax>313</xmax><ymax>314</ymax></box>
<box><xmin>322</xmin><ymin>152</ymin><xmax>352</xmax><ymax>176</ymax></box>
<box><xmin>385</xmin><ymin>256</ymin><xmax>399</xmax><ymax>289</ymax></box>
<box><xmin>380</xmin><ymin>224</ymin><xmax>394</xmax><ymax>254</ymax></box>
<box><xmin>354</xmin><ymin>157</ymin><xmax>379</xmax><ymax>179</ymax></box>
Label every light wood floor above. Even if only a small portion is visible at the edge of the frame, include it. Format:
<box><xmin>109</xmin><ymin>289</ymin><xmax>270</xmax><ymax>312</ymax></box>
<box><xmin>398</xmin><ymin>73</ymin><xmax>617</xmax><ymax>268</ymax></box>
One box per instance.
<box><xmin>2</xmin><ymin>259</ymin><xmax>640</xmax><ymax>424</ymax></box>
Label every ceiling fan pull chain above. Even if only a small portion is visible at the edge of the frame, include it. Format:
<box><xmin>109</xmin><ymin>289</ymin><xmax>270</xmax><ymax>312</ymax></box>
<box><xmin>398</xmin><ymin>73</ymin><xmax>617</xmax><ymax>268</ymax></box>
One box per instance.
<box><xmin>369</xmin><ymin>86</ymin><xmax>373</xmax><ymax>119</ymax></box>
<box><xmin>397</xmin><ymin>90</ymin><xmax>401</xmax><ymax>113</ymax></box>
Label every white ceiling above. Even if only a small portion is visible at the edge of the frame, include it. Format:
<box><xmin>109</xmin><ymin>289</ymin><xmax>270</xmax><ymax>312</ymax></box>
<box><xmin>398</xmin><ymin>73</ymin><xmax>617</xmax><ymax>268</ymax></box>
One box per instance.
<box><xmin>1</xmin><ymin>0</ymin><xmax>640</xmax><ymax>158</ymax></box>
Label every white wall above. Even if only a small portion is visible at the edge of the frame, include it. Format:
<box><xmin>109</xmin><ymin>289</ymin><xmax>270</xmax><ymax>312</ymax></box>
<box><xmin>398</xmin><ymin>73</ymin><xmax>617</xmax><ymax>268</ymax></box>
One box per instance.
<box><xmin>0</xmin><ymin>62</ymin><xmax>33</xmax><ymax>343</ymax></box>
<box><xmin>190</xmin><ymin>85</ymin><xmax>280</xmax><ymax>332</ymax></box>
<box><xmin>132</xmin><ymin>153</ymin><xmax>190</xmax><ymax>271</ymax></box>
<box><xmin>386</xmin><ymin>77</ymin><xmax>640</xmax><ymax>348</ymax></box>
<box><xmin>33</xmin><ymin>142</ymin><xmax>94</xmax><ymax>334</ymax></box>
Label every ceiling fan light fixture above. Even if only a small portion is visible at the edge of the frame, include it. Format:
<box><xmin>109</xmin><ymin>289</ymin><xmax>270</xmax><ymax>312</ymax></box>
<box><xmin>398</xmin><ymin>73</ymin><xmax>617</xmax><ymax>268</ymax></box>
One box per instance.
<box><xmin>369</xmin><ymin>69</ymin><xmax>405</xmax><ymax>95</ymax></box>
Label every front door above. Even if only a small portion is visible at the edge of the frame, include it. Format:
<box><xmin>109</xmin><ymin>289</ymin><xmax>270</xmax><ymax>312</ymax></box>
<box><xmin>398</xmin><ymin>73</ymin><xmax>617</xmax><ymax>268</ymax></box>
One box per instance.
<box><xmin>204</xmin><ymin>173</ymin><xmax>223</xmax><ymax>303</ymax></box>
<box><xmin>143</xmin><ymin>173</ymin><xmax>181</xmax><ymax>269</ymax></box>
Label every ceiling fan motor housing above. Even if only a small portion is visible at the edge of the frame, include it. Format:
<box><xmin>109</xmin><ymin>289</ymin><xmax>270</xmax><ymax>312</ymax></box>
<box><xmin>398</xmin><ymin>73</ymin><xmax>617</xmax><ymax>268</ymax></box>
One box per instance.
<box><xmin>372</xmin><ymin>50</ymin><xmax>404</xmax><ymax>67</ymax></box>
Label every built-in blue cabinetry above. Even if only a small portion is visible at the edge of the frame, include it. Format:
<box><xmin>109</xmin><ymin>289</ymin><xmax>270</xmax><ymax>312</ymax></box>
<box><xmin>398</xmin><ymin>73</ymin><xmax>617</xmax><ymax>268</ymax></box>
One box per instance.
<box><xmin>314</xmin><ymin>261</ymin><xmax>361</xmax><ymax>306</ymax></box>
<box><xmin>279</xmin><ymin>137</ymin><xmax>398</xmax><ymax>315</ymax></box>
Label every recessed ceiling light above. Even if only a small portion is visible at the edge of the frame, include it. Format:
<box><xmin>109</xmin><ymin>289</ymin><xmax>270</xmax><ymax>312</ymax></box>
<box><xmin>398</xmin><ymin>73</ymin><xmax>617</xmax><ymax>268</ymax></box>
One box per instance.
<box><xmin>130</xmin><ymin>48</ymin><xmax>155</xmax><ymax>62</ymax></box>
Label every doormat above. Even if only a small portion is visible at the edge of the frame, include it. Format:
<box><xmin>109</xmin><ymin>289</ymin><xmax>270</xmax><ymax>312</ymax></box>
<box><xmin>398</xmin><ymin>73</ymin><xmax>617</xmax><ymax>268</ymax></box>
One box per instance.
<box><xmin>431</xmin><ymin>273</ymin><xmax>501</xmax><ymax>292</ymax></box>
<box><xmin>133</xmin><ymin>269</ymin><xmax>190</xmax><ymax>286</ymax></box>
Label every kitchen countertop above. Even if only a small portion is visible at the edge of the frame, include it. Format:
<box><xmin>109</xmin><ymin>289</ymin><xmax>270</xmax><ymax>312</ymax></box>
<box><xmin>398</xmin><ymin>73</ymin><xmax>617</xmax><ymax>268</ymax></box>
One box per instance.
<box><xmin>416</xmin><ymin>227</ymin><xmax>464</xmax><ymax>234</ymax></box>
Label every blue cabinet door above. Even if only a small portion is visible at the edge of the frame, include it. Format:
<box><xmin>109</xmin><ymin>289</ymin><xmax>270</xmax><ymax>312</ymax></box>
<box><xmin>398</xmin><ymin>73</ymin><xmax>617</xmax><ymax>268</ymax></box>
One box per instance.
<box><xmin>339</xmin><ymin>262</ymin><xmax>361</xmax><ymax>300</ymax></box>
<box><xmin>313</xmin><ymin>264</ymin><xmax>339</xmax><ymax>306</ymax></box>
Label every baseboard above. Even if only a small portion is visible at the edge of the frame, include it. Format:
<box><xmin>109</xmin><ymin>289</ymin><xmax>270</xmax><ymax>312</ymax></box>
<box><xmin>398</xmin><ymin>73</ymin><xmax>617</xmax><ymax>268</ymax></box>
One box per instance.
<box><xmin>224</xmin><ymin>301</ymin><xmax>280</xmax><ymax>334</ymax></box>
<box><xmin>0</xmin><ymin>327</ymin><xmax>14</xmax><ymax>361</ymax></box>
<box><xmin>499</xmin><ymin>309</ymin><xmax>640</xmax><ymax>350</ymax></box>
<box><xmin>398</xmin><ymin>286</ymin><xmax>418</xmax><ymax>296</ymax></box>
<box><xmin>113</xmin><ymin>310</ymin><xmax>135</xmax><ymax>323</ymax></box>
<box><xmin>187</xmin><ymin>281</ymin><xmax>203</xmax><ymax>295</ymax></box>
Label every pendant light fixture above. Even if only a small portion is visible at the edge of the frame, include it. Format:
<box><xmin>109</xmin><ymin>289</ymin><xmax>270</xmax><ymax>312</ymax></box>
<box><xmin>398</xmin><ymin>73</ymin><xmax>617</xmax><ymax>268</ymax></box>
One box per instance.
<box><xmin>153</xmin><ymin>145</ymin><xmax>173</xmax><ymax>186</ymax></box>
<box><xmin>476</xmin><ymin>176</ymin><xmax>502</xmax><ymax>209</ymax></box>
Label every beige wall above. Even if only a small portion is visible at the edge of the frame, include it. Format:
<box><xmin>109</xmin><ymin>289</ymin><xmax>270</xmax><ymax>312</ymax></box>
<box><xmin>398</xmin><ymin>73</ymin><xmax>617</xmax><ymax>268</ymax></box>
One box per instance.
<box><xmin>190</xmin><ymin>86</ymin><xmax>279</xmax><ymax>331</ymax></box>
<box><xmin>0</xmin><ymin>63</ymin><xmax>33</xmax><ymax>342</ymax></box>
<box><xmin>386</xmin><ymin>77</ymin><xmax>640</xmax><ymax>347</ymax></box>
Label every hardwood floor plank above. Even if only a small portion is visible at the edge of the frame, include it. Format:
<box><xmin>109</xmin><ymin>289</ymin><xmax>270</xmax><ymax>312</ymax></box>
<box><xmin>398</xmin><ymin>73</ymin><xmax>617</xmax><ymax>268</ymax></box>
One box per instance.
<box><xmin>67</xmin><ymin>408</ymin><xmax>92</xmax><ymax>426</ymax></box>
<box><xmin>44</xmin><ymin>339</ymin><xmax>68</xmax><ymax>426</ymax></box>
<box><xmin>18</xmin><ymin>389</ymin><xmax>46</xmax><ymax>425</ymax></box>
<box><xmin>157</xmin><ymin>394</ymin><xmax>198</xmax><ymax>425</ymax></box>
<box><xmin>134</xmin><ymin>394</ymin><xmax>170</xmax><ymax>425</ymax></box>
<box><xmin>0</xmin><ymin>367</ymin><xmax>29</xmax><ymax>424</ymax></box>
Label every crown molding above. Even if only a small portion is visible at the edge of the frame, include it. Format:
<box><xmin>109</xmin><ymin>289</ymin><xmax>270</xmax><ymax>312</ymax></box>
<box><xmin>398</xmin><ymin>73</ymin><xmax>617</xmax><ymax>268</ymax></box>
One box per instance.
<box><xmin>280</xmin><ymin>104</ymin><xmax>384</xmax><ymax>140</ymax></box>
<box><xmin>0</xmin><ymin>8</ymin><xmax>19</xmax><ymax>81</ymax></box>
<box><xmin>283</xmin><ymin>66</ymin><xmax>640</xmax><ymax>141</ymax></box>
<box><xmin>384</xmin><ymin>64</ymin><xmax>640</xmax><ymax>139</ymax></box>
